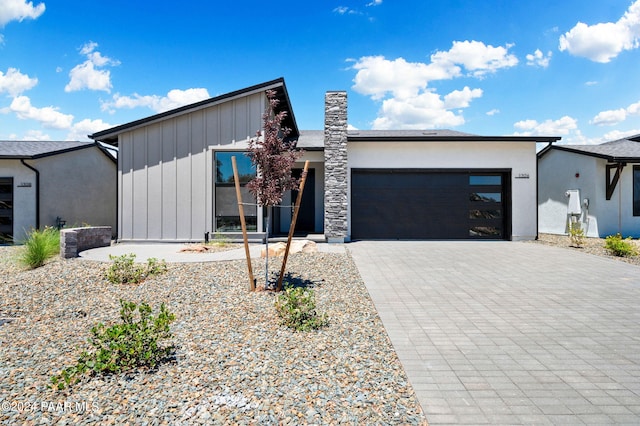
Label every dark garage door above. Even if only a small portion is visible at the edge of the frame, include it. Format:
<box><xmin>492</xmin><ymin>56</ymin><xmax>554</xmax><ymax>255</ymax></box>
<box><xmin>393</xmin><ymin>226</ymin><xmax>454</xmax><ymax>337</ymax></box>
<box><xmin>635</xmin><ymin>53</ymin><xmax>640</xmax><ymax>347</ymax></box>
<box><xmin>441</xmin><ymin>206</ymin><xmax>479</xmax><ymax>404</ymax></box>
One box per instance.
<box><xmin>351</xmin><ymin>169</ymin><xmax>510</xmax><ymax>240</ymax></box>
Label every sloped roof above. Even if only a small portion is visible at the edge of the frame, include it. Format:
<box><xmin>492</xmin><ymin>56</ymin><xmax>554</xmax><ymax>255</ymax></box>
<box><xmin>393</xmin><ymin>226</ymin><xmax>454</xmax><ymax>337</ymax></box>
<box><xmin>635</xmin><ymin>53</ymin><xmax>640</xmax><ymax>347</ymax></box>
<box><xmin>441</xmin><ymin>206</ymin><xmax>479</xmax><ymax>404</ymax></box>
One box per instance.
<box><xmin>347</xmin><ymin>129</ymin><xmax>559</xmax><ymax>143</ymax></box>
<box><xmin>90</xmin><ymin>78</ymin><xmax>298</xmax><ymax>144</ymax></box>
<box><xmin>296</xmin><ymin>129</ymin><xmax>560</xmax><ymax>150</ymax></box>
<box><xmin>538</xmin><ymin>134</ymin><xmax>640</xmax><ymax>162</ymax></box>
<box><xmin>0</xmin><ymin>140</ymin><xmax>96</xmax><ymax>159</ymax></box>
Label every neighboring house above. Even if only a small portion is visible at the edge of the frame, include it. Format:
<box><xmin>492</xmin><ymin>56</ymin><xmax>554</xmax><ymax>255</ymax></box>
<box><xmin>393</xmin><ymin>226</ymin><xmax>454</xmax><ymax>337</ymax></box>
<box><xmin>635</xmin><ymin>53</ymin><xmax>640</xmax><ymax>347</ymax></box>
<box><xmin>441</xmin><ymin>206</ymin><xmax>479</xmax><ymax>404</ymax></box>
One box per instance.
<box><xmin>0</xmin><ymin>141</ymin><xmax>117</xmax><ymax>243</ymax></box>
<box><xmin>538</xmin><ymin>135</ymin><xmax>640</xmax><ymax>238</ymax></box>
<box><xmin>90</xmin><ymin>78</ymin><xmax>560</xmax><ymax>243</ymax></box>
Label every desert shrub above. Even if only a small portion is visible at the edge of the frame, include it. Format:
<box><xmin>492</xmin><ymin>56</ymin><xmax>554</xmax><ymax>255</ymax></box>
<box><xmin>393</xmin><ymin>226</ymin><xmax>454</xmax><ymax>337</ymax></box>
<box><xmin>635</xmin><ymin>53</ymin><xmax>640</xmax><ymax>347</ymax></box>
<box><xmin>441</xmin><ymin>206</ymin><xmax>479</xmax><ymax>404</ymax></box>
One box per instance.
<box><xmin>18</xmin><ymin>227</ymin><xmax>60</xmax><ymax>269</ymax></box>
<box><xmin>604</xmin><ymin>233</ymin><xmax>638</xmax><ymax>257</ymax></box>
<box><xmin>274</xmin><ymin>285</ymin><xmax>328</xmax><ymax>331</ymax></box>
<box><xmin>568</xmin><ymin>223</ymin><xmax>585</xmax><ymax>247</ymax></box>
<box><xmin>51</xmin><ymin>300</ymin><xmax>175</xmax><ymax>390</ymax></box>
<box><xmin>106</xmin><ymin>254</ymin><xmax>167</xmax><ymax>284</ymax></box>
<box><xmin>208</xmin><ymin>232</ymin><xmax>231</xmax><ymax>247</ymax></box>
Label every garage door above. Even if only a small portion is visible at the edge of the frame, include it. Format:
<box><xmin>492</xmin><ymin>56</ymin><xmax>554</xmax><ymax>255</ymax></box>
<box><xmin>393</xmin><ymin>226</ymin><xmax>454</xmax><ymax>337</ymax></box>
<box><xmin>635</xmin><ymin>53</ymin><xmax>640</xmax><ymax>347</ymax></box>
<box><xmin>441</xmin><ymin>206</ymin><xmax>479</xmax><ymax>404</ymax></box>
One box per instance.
<box><xmin>351</xmin><ymin>169</ymin><xmax>510</xmax><ymax>240</ymax></box>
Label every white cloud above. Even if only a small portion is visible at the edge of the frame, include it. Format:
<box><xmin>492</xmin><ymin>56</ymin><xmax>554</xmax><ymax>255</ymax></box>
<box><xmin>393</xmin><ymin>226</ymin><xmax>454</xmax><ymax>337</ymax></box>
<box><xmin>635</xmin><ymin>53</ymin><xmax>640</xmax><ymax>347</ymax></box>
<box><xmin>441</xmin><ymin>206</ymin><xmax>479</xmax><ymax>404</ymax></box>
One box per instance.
<box><xmin>486</xmin><ymin>109</ymin><xmax>500</xmax><ymax>116</ymax></box>
<box><xmin>585</xmin><ymin>81</ymin><xmax>598</xmax><ymax>86</ymax></box>
<box><xmin>22</xmin><ymin>129</ymin><xmax>50</xmax><ymax>140</ymax></box>
<box><xmin>366</xmin><ymin>0</ymin><xmax>382</xmax><ymax>6</ymax></box>
<box><xmin>526</xmin><ymin>49</ymin><xmax>552</xmax><ymax>67</ymax></box>
<box><xmin>0</xmin><ymin>67</ymin><xmax>37</xmax><ymax>96</ymax></box>
<box><xmin>602</xmin><ymin>128</ymin><xmax>640</xmax><ymax>141</ymax></box>
<box><xmin>372</xmin><ymin>90</ymin><xmax>469</xmax><ymax>130</ymax></box>
<box><xmin>513</xmin><ymin>116</ymin><xmax>577</xmax><ymax>135</ymax></box>
<box><xmin>8</xmin><ymin>95</ymin><xmax>74</xmax><ymax>129</ymax></box>
<box><xmin>559</xmin><ymin>0</ymin><xmax>640</xmax><ymax>62</ymax></box>
<box><xmin>590</xmin><ymin>100</ymin><xmax>640</xmax><ymax>126</ymax></box>
<box><xmin>443</xmin><ymin>86</ymin><xmax>483</xmax><ymax>109</ymax></box>
<box><xmin>430</xmin><ymin>40</ymin><xmax>518</xmax><ymax>78</ymax></box>
<box><xmin>66</xmin><ymin>118</ymin><xmax>113</xmax><ymax>141</ymax></box>
<box><xmin>101</xmin><ymin>88</ymin><xmax>210</xmax><ymax>113</ymax></box>
<box><xmin>590</xmin><ymin>108</ymin><xmax>627</xmax><ymax>126</ymax></box>
<box><xmin>65</xmin><ymin>41</ymin><xmax>120</xmax><ymax>93</ymax></box>
<box><xmin>0</xmin><ymin>0</ymin><xmax>45</xmax><ymax>27</ymax></box>
<box><xmin>350</xmin><ymin>40</ymin><xmax>516</xmax><ymax>128</ymax></box>
<box><xmin>333</xmin><ymin>6</ymin><xmax>360</xmax><ymax>15</ymax></box>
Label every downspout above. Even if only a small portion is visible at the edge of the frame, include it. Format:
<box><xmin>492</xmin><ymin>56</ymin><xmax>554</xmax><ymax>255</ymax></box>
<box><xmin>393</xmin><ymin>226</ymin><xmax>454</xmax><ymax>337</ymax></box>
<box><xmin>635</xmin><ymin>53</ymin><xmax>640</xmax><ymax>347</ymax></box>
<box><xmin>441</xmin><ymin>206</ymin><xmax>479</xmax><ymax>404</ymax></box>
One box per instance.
<box><xmin>20</xmin><ymin>159</ymin><xmax>40</xmax><ymax>230</ymax></box>
<box><xmin>536</xmin><ymin>142</ymin><xmax>554</xmax><ymax>240</ymax></box>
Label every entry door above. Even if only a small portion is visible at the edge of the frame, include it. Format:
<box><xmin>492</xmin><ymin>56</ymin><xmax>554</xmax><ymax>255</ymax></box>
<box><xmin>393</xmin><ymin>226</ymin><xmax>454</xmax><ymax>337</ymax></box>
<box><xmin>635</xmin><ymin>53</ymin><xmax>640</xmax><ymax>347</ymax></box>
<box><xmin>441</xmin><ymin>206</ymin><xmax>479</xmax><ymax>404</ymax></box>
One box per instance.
<box><xmin>291</xmin><ymin>168</ymin><xmax>315</xmax><ymax>234</ymax></box>
<box><xmin>0</xmin><ymin>178</ymin><xmax>13</xmax><ymax>242</ymax></box>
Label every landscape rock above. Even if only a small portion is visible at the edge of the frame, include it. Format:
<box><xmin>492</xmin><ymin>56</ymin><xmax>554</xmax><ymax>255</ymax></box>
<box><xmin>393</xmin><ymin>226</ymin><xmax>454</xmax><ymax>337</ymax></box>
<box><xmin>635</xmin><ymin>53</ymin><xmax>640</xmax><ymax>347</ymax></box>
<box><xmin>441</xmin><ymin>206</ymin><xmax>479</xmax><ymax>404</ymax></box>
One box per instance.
<box><xmin>260</xmin><ymin>240</ymin><xmax>317</xmax><ymax>258</ymax></box>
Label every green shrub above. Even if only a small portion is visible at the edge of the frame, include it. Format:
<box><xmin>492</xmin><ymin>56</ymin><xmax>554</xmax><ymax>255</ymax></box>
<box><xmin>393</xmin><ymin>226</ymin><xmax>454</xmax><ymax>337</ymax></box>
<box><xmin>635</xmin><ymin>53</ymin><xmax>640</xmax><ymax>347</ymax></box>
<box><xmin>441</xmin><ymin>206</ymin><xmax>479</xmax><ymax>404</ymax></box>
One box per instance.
<box><xmin>106</xmin><ymin>254</ymin><xmax>167</xmax><ymax>284</ymax></box>
<box><xmin>274</xmin><ymin>286</ymin><xmax>328</xmax><ymax>331</ymax></box>
<box><xmin>18</xmin><ymin>227</ymin><xmax>60</xmax><ymax>269</ymax></box>
<box><xmin>51</xmin><ymin>300</ymin><xmax>175</xmax><ymax>390</ymax></box>
<box><xmin>604</xmin><ymin>233</ymin><xmax>638</xmax><ymax>257</ymax></box>
<box><xmin>568</xmin><ymin>223</ymin><xmax>585</xmax><ymax>247</ymax></box>
<box><xmin>207</xmin><ymin>232</ymin><xmax>231</xmax><ymax>247</ymax></box>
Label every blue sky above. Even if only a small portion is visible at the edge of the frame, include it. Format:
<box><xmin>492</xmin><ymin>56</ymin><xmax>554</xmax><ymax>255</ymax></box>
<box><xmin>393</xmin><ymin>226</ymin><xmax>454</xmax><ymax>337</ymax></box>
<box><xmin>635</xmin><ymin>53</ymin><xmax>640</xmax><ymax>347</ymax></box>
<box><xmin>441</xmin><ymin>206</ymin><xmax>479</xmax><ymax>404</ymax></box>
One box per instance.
<box><xmin>1</xmin><ymin>0</ymin><xmax>640</xmax><ymax>145</ymax></box>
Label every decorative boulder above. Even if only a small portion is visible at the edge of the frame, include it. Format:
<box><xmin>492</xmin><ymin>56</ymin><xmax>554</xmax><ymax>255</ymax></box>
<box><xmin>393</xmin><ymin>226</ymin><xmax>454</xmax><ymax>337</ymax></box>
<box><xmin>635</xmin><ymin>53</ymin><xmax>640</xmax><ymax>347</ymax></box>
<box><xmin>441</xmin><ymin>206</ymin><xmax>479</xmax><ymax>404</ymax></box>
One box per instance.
<box><xmin>261</xmin><ymin>240</ymin><xmax>317</xmax><ymax>258</ymax></box>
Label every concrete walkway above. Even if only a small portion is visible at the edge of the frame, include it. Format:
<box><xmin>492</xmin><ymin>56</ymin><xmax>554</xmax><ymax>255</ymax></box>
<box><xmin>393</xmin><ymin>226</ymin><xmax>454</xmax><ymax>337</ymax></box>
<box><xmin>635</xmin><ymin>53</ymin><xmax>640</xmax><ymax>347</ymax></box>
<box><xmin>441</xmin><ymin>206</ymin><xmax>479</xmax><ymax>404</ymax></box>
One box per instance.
<box><xmin>79</xmin><ymin>242</ymin><xmax>345</xmax><ymax>263</ymax></box>
<box><xmin>347</xmin><ymin>241</ymin><xmax>640</xmax><ymax>425</ymax></box>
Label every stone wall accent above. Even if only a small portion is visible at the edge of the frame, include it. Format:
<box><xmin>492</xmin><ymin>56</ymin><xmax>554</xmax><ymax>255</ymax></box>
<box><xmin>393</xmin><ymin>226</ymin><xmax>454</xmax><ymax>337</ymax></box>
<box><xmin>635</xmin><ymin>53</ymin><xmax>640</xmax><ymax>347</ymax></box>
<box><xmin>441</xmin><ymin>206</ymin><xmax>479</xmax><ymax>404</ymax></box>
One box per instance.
<box><xmin>324</xmin><ymin>91</ymin><xmax>348</xmax><ymax>243</ymax></box>
<box><xmin>60</xmin><ymin>226</ymin><xmax>112</xmax><ymax>259</ymax></box>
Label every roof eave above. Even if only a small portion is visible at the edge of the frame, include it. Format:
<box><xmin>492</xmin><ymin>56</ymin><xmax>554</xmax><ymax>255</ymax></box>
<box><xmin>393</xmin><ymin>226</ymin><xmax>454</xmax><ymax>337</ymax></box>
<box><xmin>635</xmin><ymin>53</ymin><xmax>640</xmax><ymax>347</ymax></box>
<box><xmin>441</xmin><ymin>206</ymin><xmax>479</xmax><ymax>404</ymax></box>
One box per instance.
<box><xmin>537</xmin><ymin>144</ymin><xmax>640</xmax><ymax>163</ymax></box>
<box><xmin>348</xmin><ymin>135</ymin><xmax>562</xmax><ymax>143</ymax></box>
<box><xmin>0</xmin><ymin>142</ymin><xmax>96</xmax><ymax>160</ymax></box>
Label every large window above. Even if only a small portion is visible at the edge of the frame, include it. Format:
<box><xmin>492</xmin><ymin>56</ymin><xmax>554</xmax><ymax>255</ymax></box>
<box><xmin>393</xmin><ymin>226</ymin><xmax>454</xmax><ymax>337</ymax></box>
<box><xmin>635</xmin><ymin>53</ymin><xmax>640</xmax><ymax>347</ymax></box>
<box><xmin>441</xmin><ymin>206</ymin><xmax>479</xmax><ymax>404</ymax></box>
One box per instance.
<box><xmin>634</xmin><ymin>166</ymin><xmax>640</xmax><ymax>216</ymax></box>
<box><xmin>468</xmin><ymin>174</ymin><xmax>503</xmax><ymax>238</ymax></box>
<box><xmin>215</xmin><ymin>152</ymin><xmax>257</xmax><ymax>231</ymax></box>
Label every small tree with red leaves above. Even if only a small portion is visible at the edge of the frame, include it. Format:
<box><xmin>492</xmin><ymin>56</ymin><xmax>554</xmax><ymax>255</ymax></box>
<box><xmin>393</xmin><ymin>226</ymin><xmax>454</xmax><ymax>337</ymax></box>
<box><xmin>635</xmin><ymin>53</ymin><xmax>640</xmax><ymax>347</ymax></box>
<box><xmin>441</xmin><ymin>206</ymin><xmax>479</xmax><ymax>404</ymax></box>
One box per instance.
<box><xmin>245</xmin><ymin>90</ymin><xmax>302</xmax><ymax>289</ymax></box>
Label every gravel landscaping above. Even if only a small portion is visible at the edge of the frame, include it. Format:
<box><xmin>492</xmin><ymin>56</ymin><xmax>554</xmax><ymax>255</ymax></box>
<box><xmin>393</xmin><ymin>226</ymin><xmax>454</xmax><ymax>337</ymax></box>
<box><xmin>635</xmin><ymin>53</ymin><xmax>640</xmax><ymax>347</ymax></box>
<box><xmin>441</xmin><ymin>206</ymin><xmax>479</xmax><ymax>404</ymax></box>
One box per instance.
<box><xmin>0</xmin><ymin>245</ymin><xmax>426</xmax><ymax>425</ymax></box>
<box><xmin>532</xmin><ymin>232</ymin><xmax>640</xmax><ymax>267</ymax></box>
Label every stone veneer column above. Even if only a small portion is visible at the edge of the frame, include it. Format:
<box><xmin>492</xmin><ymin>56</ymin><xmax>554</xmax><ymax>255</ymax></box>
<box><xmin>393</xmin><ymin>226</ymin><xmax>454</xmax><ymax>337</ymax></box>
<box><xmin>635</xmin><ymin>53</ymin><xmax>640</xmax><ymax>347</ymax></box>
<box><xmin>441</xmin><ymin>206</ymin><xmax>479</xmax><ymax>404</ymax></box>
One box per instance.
<box><xmin>324</xmin><ymin>91</ymin><xmax>348</xmax><ymax>243</ymax></box>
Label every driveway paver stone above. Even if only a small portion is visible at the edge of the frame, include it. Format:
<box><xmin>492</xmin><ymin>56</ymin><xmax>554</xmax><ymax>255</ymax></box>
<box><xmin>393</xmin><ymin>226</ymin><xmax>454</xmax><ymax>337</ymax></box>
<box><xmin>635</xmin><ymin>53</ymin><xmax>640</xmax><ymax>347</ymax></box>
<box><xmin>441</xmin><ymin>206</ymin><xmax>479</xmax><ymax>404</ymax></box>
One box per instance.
<box><xmin>347</xmin><ymin>241</ymin><xmax>640</xmax><ymax>425</ymax></box>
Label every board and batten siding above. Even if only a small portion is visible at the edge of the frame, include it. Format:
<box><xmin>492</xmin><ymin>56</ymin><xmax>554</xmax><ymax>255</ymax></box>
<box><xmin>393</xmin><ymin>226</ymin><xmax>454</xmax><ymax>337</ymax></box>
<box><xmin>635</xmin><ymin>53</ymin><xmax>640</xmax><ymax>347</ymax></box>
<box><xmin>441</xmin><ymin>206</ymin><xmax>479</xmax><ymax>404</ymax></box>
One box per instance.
<box><xmin>118</xmin><ymin>93</ymin><xmax>265</xmax><ymax>241</ymax></box>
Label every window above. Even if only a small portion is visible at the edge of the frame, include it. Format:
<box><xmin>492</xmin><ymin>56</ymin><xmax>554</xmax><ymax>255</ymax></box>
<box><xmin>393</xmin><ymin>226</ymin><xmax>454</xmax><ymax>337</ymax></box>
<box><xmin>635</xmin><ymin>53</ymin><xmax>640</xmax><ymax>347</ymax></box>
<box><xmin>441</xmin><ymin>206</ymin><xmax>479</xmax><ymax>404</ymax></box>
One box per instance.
<box><xmin>468</xmin><ymin>174</ymin><xmax>504</xmax><ymax>238</ymax></box>
<box><xmin>634</xmin><ymin>166</ymin><xmax>640</xmax><ymax>216</ymax></box>
<box><xmin>214</xmin><ymin>152</ymin><xmax>257</xmax><ymax>231</ymax></box>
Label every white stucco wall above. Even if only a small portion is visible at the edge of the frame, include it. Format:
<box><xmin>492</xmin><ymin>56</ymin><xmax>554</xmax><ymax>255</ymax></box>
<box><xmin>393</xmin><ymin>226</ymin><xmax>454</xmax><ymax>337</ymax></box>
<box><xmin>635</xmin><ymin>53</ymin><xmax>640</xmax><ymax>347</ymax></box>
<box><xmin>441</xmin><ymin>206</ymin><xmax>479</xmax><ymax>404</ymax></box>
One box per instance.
<box><xmin>539</xmin><ymin>148</ymin><xmax>640</xmax><ymax>238</ymax></box>
<box><xmin>347</xmin><ymin>140</ymin><xmax>538</xmax><ymax>240</ymax></box>
<box><xmin>0</xmin><ymin>159</ymin><xmax>37</xmax><ymax>242</ymax></box>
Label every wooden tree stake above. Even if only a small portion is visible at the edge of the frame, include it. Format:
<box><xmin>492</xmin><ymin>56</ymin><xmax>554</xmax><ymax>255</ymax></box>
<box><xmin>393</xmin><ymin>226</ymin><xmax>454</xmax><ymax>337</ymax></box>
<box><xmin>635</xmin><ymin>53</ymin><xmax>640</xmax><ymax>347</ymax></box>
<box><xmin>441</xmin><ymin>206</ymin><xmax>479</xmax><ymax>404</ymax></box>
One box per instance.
<box><xmin>232</xmin><ymin>156</ymin><xmax>255</xmax><ymax>291</ymax></box>
<box><xmin>276</xmin><ymin>160</ymin><xmax>310</xmax><ymax>292</ymax></box>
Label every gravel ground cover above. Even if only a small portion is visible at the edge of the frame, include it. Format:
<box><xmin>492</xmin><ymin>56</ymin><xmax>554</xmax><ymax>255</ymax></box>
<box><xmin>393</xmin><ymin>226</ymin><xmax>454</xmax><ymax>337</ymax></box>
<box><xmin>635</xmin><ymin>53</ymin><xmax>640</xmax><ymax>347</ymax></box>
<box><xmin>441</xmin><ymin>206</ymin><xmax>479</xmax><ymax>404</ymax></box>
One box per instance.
<box><xmin>0</xmin><ymin>245</ymin><xmax>426</xmax><ymax>425</ymax></box>
<box><xmin>532</xmin><ymin>232</ymin><xmax>640</xmax><ymax>267</ymax></box>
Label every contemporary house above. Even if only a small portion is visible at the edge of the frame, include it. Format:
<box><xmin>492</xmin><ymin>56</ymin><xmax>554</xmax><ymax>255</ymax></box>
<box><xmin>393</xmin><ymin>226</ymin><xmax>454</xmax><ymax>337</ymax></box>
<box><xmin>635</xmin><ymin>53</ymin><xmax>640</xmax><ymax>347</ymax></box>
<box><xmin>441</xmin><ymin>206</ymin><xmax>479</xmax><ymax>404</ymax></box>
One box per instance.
<box><xmin>90</xmin><ymin>78</ymin><xmax>560</xmax><ymax>243</ymax></box>
<box><xmin>538</xmin><ymin>135</ymin><xmax>640</xmax><ymax>238</ymax></box>
<box><xmin>0</xmin><ymin>140</ymin><xmax>117</xmax><ymax>242</ymax></box>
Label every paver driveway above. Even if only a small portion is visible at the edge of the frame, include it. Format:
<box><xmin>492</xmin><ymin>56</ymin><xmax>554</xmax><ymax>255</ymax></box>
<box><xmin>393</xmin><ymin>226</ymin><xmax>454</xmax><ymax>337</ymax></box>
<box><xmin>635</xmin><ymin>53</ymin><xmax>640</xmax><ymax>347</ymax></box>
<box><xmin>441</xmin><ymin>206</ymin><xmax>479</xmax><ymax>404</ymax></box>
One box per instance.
<box><xmin>347</xmin><ymin>241</ymin><xmax>640</xmax><ymax>425</ymax></box>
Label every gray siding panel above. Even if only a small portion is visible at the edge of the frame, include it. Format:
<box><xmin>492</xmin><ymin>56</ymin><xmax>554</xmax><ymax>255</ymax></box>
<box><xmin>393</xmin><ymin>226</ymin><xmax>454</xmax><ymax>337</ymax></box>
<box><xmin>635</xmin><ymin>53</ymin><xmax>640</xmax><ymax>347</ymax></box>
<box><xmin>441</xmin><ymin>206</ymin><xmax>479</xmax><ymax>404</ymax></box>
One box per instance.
<box><xmin>162</xmin><ymin>121</ymin><xmax>177</xmax><ymax>239</ymax></box>
<box><xmin>121</xmin><ymin>133</ymin><xmax>134</xmax><ymax>240</ymax></box>
<box><xmin>176</xmin><ymin>115</ymin><xmax>191</xmax><ymax>239</ymax></box>
<box><xmin>147</xmin><ymin>125</ymin><xmax>163</xmax><ymax>238</ymax></box>
<box><xmin>117</xmin><ymin>91</ymin><xmax>267</xmax><ymax>241</ymax></box>
<box><xmin>132</xmin><ymin>129</ymin><xmax>148</xmax><ymax>240</ymax></box>
<box><xmin>190</xmin><ymin>111</ymin><xmax>206</xmax><ymax>238</ymax></box>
